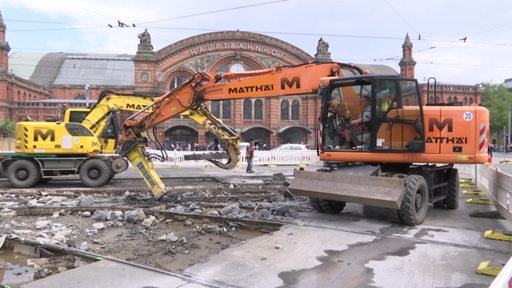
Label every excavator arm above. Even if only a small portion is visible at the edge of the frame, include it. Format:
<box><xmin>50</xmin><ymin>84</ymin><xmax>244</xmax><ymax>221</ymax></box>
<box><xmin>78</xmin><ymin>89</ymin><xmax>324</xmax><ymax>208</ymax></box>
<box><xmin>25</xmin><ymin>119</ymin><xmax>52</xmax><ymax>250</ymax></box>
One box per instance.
<box><xmin>80</xmin><ymin>91</ymin><xmax>155</xmax><ymax>154</ymax></box>
<box><xmin>71</xmin><ymin>90</ymin><xmax>241</xmax><ymax>169</ymax></box>
<box><xmin>118</xmin><ymin>62</ymin><xmax>365</xmax><ymax>198</ymax></box>
<box><xmin>180</xmin><ymin>105</ymin><xmax>240</xmax><ymax>170</ymax></box>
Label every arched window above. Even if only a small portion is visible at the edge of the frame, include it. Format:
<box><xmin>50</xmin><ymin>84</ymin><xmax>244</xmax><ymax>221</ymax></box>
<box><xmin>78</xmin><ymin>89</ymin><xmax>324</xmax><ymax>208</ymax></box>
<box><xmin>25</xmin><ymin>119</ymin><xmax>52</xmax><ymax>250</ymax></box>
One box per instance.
<box><xmin>291</xmin><ymin>100</ymin><xmax>300</xmax><ymax>120</ymax></box>
<box><xmin>243</xmin><ymin>99</ymin><xmax>252</xmax><ymax>119</ymax></box>
<box><xmin>281</xmin><ymin>100</ymin><xmax>289</xmax><ymax>120</ymax></box>
<box><xmin>211</xmin><ymin>101</ymin><xmax>220</xmax><ymax>117</ymax></box>
<box><xmin>222</xmin><ymin>100</ymin><xmax>231</xmax><ymax>119</ymax></box>
<box><xmin>254</xmin><ymin>99</ymin><xmax>263</xmax><ymax>120</ymax></box>
<box><xmin>170</xmin><ymin>76</ymin><xmax>188</xmax><ymax>90</ymax></box>
<box><xmin>211</xmin><ymin>100</ymin><xmax>232</xmax><ymax>119</ymax></box>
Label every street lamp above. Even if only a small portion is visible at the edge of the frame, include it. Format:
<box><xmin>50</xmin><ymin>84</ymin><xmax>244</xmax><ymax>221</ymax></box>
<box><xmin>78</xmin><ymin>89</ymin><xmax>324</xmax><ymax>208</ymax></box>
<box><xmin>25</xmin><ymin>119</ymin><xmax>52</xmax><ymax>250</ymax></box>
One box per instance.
<box><xmin>508</xmin><ymin>103</ymin><xmax>511</xmax><ymax>149</ymax></box>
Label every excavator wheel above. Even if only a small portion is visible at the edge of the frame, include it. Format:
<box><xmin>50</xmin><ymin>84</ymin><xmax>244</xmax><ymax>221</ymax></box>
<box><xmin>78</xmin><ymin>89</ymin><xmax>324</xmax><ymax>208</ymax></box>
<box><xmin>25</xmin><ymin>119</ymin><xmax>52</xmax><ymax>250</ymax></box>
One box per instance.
<box><xmin>111</xmin><ymin>157</ymin><xmax>129</xmax><ymax>174</ymax></box>
<box><xmin>309</xmin><ymin>197</ymin><xmax>346</xmax><ymax>214</ymax></box>
<box><xmin>6</xmin><ymin>159</ymin><xmax>41</xmax><ymax>188</ymax></box>
<box><xmin>398</xmin><ymin>175</ymin><xmax>429</xmax><ymax>226</ymax></box>
<box><xmin>433</xmin><ymin>168</ymin><xmax>459</xmax><ymax>209</ymax></box>
<box><xmin>79</xmin><ymin>158</ymin><xmax>111</xmax><ymax>187</ymax></box>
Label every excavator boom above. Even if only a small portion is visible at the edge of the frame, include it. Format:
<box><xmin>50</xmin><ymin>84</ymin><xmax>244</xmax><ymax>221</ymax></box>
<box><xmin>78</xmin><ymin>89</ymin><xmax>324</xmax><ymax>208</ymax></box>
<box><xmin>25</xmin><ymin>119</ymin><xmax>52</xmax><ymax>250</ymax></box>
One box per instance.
<box><xmin>119</xmin><ymin>62</ymin><xmax>365</xmax><ymax>197</ymax></box>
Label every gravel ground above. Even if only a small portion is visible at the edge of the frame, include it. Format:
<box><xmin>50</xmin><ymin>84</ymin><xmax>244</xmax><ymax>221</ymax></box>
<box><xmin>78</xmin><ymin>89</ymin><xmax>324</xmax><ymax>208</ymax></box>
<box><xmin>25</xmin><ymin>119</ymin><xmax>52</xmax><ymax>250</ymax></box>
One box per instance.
<box><xmin>0</xmin><ymin>172</ymin><xmax>312</xmax><ymax>286</ymax></box>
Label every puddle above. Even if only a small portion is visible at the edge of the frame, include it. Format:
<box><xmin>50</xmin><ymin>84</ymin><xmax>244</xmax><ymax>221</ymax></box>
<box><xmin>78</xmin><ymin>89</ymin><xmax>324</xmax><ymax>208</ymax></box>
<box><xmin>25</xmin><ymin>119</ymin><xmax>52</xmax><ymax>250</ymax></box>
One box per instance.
<box><xmin>0</xmin><ymin>248</ymin><xmax>35</xmax><ymax>287</ymax></box>
<box><xmin>0</xmin><ymin>236</ymin><xmax>95</xmax><ymax>287</ymax></box>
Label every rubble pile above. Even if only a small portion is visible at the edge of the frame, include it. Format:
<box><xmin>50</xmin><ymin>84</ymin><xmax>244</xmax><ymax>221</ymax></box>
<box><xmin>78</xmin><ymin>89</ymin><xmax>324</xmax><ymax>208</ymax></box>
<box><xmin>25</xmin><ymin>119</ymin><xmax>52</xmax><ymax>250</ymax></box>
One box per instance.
<box><xmin>0</xmin><ymin>177</ymin><xmax>312</xmax><ymax>282</ymax></box>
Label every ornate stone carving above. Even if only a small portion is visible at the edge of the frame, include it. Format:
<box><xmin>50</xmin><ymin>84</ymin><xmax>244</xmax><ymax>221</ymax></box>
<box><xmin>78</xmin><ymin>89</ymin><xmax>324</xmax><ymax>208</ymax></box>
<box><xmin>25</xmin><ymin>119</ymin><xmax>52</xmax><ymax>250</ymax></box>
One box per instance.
<box><xmin>138</xmin><ymin>29</ymin><xmax>152</xmax><ymax>46</ymax></box>
<box><xmin>136</xmin><ymin>29</ymin><xmax>155</xmax><ymax>58</ymax></box>
<box><xmin>139</xmin><ymin>71</ymin><xmax>150</xmax><ymax>84</ymax></box>
<box><xmin>314</xmin><ymin>37</ymin><xmax>332</xmax><ymax>63</ymax></box>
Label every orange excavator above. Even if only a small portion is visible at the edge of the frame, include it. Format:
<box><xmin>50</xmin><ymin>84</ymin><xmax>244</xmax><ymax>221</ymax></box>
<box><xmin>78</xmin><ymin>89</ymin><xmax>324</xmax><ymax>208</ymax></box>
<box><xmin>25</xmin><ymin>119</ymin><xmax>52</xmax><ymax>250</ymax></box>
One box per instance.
<box><xmin>118</xmin><ymin>61</ymin><xmax>489</xmax><ymax>225</ymax></box>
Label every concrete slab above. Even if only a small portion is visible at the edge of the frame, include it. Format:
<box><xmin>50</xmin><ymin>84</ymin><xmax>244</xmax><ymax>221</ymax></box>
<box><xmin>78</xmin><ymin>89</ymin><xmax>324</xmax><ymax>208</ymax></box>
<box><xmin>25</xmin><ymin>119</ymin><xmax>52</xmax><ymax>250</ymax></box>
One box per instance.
<box><xmin>367</xmin><ymin>241</ymin><xmax>494</xmax><ymax>287</ymax></box>
<box><xmin>12</xmin><ymin>163</ymin><xmax>512</xmax><ymax>287</ymax></box>
<box><xmin>185</xmin><ymin>220</ymin><xmax>508</xmax><ymax>288</ymax></box>
<box><xmin>21</xmin><ymin>259</ymin><xmax>212</xmax><ymax>288</ymax></box>
<box><xmin>184</xmin><ymin>224</ymin><xmax>377</xmax><ymax>288</ymax></box>
<box><xmin>182</xmin><ymin>191</ymin><xmax>512</xmax><ymax>288</ymax></box>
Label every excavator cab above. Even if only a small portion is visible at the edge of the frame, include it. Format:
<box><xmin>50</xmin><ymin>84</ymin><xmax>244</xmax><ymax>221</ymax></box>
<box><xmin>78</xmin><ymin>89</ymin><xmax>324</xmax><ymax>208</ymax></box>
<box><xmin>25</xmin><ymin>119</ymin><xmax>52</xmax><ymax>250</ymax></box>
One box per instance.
<box><xmin>320</xmin><ymin>75</ymin><xmax>425</xmax><ymax>155</ymax></box>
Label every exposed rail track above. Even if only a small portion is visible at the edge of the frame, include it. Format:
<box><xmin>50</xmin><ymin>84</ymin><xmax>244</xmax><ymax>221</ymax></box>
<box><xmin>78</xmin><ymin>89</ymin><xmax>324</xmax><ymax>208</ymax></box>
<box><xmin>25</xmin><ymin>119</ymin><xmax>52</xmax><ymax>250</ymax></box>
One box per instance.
<box><xmin>0</xmin><ymin>174</ymin><xmax>302</xmax><ymax>232</ymax></box>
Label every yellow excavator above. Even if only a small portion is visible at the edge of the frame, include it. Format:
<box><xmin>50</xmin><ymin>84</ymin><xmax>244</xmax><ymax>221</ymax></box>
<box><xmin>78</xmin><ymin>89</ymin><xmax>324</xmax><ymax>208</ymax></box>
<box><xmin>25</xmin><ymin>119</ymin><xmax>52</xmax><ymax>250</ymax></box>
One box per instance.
<box><xmin>0</xmin><ymin>89</ymin><xmax>242</xmax><ymax>189</ymax></box>
<box><xmin>116</xmin><ymin>61</ymin><xmax>489</xmax><ymax>225</ymax></box>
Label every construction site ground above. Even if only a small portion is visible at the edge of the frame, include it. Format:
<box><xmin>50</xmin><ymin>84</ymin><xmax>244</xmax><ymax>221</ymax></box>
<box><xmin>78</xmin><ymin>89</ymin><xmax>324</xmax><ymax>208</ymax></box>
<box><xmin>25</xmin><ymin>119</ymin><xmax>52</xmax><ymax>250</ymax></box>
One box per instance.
<box><xmin>0</xmin><ymin>160</ymin><xmax>511</xmax><ymax>288</ymax></box>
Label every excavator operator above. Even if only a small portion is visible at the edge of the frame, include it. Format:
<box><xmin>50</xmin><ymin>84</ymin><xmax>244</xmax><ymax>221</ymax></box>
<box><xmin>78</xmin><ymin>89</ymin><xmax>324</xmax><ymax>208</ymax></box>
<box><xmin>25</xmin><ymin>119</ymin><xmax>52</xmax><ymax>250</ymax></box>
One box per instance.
<box><xmin>344</xmin><ymin>95</ymin><xmax>372</xmax><ymax>148</ymax></box>
<box><xmin>325</xmin><ymin>89</ymin><xmax>351</xmax><ymax>150</ymax></box>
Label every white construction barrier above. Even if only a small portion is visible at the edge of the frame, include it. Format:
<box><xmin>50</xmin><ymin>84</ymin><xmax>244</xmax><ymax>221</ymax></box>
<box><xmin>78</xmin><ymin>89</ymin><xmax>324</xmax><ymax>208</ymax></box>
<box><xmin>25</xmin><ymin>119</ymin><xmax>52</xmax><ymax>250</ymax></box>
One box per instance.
<box><xmin>490</xmin><ymin>256</ymin><xmax>512</xmax><ymax>288</ymax></box>
<box><xmin>150</xmin><ymin>150</ymin><xmax>320</xmax><ymax>167</ymax></box>
<box><xmin>456</xmin><ymin>163</ymin><xmax>512</xmax><ymax>287</ymax></box>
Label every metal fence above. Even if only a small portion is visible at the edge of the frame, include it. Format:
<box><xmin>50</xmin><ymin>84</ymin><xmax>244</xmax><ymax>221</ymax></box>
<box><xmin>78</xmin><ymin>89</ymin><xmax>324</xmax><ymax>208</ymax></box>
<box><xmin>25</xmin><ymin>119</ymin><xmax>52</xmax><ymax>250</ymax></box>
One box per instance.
<box><xmin>457</xmin><ymin>163</ymin><xmax>512</xmax><ymax>222</ymax></box>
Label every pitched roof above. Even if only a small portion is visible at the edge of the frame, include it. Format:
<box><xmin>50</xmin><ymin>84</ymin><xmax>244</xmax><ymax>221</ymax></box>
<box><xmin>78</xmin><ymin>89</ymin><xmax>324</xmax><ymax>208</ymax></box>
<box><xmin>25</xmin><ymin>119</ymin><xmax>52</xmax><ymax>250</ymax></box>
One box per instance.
<box><xmin>10</xmin><ymin>52</ymin><xmax>135</xmax><ymax>87</ymax></box>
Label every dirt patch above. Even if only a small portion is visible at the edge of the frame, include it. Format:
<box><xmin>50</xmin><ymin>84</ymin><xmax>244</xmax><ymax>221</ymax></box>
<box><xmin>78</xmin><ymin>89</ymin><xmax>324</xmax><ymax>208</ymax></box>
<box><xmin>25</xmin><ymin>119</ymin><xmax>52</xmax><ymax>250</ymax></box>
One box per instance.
<box><xmin>0</xmin><ymin>212</ymin><xmax>265</xmax><ymax>276</ymax></box>
<box><xmin>0</xmin><ymin>173</ymin><xmax>309</xmax><ymax>285</ymax></box>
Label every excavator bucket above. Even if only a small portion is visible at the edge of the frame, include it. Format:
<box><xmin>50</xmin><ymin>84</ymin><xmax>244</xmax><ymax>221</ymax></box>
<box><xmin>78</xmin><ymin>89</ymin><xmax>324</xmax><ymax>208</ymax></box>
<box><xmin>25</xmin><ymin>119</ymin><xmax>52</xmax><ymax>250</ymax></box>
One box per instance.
<box><xmin>184</xmin><ymin>143</ymin><xmax>239</xmax><ymax>170</ymax></box>
<box><xmin>288</xmin><ymin>170</ymin><xmax>406</xmax><ymax>209</ymax></box>
<box><xmin>208</xmin><ymin>143</ymin><xmax>239</xmax><ymax>170</ymax></box>
<box><xmin>125</xmin><ymin>145</ymin><xmax>169</xmax><ymax>199</ymax></box>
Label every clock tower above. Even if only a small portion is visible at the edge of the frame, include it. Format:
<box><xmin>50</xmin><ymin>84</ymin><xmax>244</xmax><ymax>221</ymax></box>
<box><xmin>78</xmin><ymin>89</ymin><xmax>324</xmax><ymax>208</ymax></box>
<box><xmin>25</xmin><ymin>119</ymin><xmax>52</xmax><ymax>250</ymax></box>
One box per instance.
<box><xmin>0</xmin><ymin>11</ymin><xmax>10</xmax><ymax>71</ymax></box>
<box><xmin>399</xmin><ymin>33</ymin><xmax>416</xmax><ymax>79</ymax></box>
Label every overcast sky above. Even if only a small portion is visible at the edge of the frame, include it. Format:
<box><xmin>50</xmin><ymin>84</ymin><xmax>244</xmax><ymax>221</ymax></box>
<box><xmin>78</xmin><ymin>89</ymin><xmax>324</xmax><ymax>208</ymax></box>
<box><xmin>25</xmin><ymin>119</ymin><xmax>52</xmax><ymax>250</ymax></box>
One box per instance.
<box><xmin>1</xmin><ymin>0</ymin><xmax>511</xmax><ymax>85</ymax></box>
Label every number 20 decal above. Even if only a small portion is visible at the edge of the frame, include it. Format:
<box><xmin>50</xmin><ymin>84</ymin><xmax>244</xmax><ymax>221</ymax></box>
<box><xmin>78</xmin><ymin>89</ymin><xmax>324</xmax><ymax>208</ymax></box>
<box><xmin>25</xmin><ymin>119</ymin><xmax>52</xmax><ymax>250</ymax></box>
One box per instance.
<box><xmin>463</xmin><ymin>112</ymin><xmax>473</xmax><ymax>121</ymax></box>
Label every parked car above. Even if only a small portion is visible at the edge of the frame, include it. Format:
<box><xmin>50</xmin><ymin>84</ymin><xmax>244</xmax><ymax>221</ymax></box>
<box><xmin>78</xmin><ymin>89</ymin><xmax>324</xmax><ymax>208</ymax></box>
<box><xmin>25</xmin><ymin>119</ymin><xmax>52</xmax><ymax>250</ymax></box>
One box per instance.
<box><xmin>270</xmin><ymin>144</ymin><xmax>309</xmax><ymax>151</ymax></box>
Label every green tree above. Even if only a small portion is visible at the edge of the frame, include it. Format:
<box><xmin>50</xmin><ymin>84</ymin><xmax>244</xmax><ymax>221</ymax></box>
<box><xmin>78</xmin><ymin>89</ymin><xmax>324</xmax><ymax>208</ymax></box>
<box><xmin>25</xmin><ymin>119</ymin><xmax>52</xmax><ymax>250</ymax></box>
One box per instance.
<box><xmin>0</xmin><ymin>120</ymin><xmax>15</xmax><ymax>137</ymax></box>
<box><xmin>481</xmin><ymin>83</ymin><xmax>512</xmax><ymax>144</ymax></box>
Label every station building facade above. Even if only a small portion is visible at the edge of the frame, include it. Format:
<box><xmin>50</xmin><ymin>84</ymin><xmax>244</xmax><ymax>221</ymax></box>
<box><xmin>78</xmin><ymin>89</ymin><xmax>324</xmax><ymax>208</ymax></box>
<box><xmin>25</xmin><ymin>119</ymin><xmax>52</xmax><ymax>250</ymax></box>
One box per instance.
<box><xmin>0</xmin><ymin>12</ymin><xmax>481</xmax><ymax>150</ymax></box>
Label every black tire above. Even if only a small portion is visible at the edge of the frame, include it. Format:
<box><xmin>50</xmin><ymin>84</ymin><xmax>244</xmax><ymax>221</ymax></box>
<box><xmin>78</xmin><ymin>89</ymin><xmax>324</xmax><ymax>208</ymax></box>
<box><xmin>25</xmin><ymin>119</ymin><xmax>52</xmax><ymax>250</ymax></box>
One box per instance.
<box><xmin>6</xmin><ymin>159</ymin><xmax>41</xmax><ymax>188</ymax></box>
<box><xmin>79</xmin><ymin>158</ymin><xmax>111</xmax><ymax>187</ymax></box>
<box><xmin>434</xmin><ymin>168</ymin><xmax>459</xmax><ymax>209</ymax></box>
<box><xmin>399</xmin><ymin>175</ymin><xmax>429</xmax><ymax>226</ymax></box>
<box><xmin>309</xmin><ymin>198</ymin><xmax>346</xmax><ymax>214</ymax></box>
<box><xmin>444</xmin><ymin>168</ymin><xmax>459</xmax><ymax>209</ymax></box>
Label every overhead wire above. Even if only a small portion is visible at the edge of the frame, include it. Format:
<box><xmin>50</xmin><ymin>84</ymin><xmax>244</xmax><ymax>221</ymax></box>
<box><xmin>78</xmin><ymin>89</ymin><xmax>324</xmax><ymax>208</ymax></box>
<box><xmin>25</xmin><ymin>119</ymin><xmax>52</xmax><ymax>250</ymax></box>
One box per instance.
<box><xmin>4</xmin><ymin>0</ymin><xmax>512</xmax><ymax>76</ymax></box>
<box><xmin>137</xmin><ymin>0</ymin><xmax>288</xmax><ymax>25</ymax></box>
<box><xmin>382</xmin><ymin>0</ymin><xmax>420</xmax><ymax>37</ymax></box>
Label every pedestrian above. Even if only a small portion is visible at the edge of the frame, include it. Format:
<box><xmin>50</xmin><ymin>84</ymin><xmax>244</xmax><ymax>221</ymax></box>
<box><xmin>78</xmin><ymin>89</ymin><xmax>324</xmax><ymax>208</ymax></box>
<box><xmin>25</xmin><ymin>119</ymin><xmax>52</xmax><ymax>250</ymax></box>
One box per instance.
<box><xmin>246</xmin><ymin>139</ymin><xmax>255</xmax><ymax>173</ymax></box>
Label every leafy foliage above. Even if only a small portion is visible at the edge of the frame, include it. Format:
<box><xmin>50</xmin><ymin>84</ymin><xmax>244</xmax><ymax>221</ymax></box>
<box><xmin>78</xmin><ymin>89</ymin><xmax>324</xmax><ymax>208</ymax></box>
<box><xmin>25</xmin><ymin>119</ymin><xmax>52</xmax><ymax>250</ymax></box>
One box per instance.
<box><xmin>480</xmin><ymin>84</ymin><xmax>512</xmax><ymax>140</ymax></box>
<box><xmin>0</xmin><ymin>120</ymin><xmax>15</xmax><ymax>137</ymax></box>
